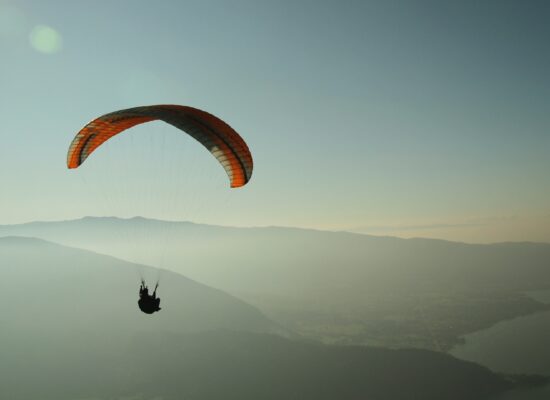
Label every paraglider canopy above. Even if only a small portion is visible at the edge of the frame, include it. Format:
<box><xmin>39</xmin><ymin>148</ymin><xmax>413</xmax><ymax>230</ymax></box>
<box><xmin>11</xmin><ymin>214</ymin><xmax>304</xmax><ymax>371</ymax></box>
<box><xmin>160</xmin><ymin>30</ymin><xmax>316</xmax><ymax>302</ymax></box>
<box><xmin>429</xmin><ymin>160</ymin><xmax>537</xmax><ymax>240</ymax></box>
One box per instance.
<box><xmin>67</xmin><ymin>104</ymin><xmax>253</xmax><ymax>188</ymax></box>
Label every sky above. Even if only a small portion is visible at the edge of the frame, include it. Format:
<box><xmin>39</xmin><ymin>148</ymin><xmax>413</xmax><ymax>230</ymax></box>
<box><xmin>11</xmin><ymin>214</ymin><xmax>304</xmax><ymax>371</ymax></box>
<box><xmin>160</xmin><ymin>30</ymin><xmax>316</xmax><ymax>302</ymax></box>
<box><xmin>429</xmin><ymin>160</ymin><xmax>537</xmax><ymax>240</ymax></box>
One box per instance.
<box><xmin>0</xmin><ymin>0</ymin><xmax>549</xmax><ymax>243</ymax></box>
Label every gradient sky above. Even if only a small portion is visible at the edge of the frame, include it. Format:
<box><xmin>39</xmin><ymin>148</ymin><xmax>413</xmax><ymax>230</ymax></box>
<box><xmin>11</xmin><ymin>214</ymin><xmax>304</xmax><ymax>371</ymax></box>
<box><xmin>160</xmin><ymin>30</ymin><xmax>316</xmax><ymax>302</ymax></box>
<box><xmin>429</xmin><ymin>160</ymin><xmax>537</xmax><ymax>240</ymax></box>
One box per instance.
<box><xmin>0</xmin><ymin>0</ymin><xmax>549</xmax><ymax>243</ymax></box>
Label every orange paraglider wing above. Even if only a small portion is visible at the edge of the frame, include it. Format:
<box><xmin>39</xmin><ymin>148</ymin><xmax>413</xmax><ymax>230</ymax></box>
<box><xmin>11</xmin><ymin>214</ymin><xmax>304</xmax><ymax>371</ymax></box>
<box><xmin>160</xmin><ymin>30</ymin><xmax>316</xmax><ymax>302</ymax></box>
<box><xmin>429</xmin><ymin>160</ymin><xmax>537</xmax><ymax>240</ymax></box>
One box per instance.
<box><xmin>67</xmin><ymin>105</ymin><xmax>253</xmax><ymax>188</ymax></box>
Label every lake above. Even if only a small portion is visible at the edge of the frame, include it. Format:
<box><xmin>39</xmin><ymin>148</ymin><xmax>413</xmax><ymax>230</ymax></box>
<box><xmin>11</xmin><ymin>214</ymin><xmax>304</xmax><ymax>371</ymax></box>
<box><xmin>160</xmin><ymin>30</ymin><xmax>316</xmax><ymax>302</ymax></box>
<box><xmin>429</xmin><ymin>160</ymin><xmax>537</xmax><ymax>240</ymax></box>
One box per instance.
<box><xmin>450</xmin><ymin>290</ymin><xmax>550</xmax><ymax>399</ymax></box>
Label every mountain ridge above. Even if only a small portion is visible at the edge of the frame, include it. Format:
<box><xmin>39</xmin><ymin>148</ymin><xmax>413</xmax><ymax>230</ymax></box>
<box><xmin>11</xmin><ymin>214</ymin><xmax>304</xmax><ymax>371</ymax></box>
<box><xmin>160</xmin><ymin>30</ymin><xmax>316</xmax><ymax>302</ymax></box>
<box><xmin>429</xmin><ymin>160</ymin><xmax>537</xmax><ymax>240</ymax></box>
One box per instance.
<box><xmin>5</xmin><ymin>215</ymin><xmax>549</xmax><ymax>245</ymax></box>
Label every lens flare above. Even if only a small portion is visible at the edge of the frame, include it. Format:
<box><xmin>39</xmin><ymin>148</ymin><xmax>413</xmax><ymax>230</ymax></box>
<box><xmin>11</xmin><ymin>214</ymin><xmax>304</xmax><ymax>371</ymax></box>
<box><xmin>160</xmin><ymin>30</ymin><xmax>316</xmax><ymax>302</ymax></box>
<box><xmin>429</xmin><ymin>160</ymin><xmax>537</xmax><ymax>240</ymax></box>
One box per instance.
<box><xmin>29</xmin><ymin>25</ymin><xmax>62</xmax><ymax>54</ymax></box>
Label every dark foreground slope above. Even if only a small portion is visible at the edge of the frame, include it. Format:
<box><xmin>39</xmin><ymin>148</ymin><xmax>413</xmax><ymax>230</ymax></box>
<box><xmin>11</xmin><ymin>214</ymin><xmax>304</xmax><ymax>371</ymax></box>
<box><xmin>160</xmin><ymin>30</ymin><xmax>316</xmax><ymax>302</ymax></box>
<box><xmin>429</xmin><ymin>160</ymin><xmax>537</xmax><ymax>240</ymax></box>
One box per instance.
<box><xmin>127</xmin><ymin>332</ymin><xmax>548</xmax><ymax>400</ymax></box>
<box><xmin>1</xmin><ymin>328</ymin><xmax>541</xmax><ymax>400</ymax></box>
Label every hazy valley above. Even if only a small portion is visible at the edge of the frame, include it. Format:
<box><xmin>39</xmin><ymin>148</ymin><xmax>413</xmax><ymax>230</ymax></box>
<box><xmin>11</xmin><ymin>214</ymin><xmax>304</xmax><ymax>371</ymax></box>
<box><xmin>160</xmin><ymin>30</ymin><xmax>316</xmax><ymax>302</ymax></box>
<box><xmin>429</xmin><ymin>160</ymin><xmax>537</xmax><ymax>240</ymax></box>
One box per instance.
<box><xmin>3</xmin><ymin>217</ymin><xmax>550</xmax><ymax>351</ymax></box>
<box><xmin>0</xmin><ymin>236</ymin><xmax>546</xmax><ymax>399</ymax></box>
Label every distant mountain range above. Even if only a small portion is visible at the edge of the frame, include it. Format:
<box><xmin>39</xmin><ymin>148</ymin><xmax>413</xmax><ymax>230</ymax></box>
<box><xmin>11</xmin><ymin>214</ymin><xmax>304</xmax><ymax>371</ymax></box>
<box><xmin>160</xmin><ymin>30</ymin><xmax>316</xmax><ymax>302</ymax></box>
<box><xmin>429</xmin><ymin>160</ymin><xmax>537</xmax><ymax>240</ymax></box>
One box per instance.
<box><xmin>2</xmin><ymin>217</ymin><xmax>550</xmax><ymax>349</ymax></box>
<box><xmin>4</xmin><ymin>216</ymin><xmax>550</xmax><ymax>292</ymax></box>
